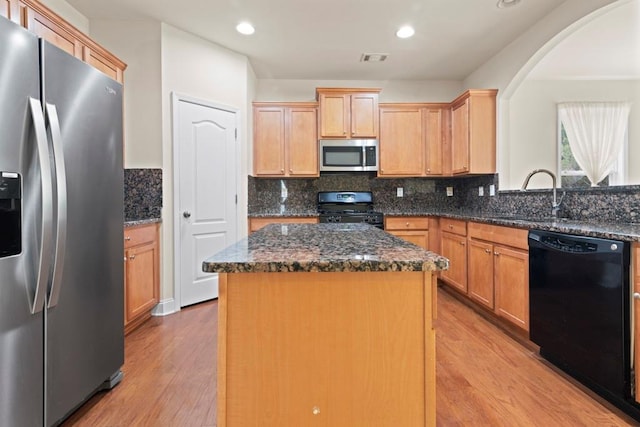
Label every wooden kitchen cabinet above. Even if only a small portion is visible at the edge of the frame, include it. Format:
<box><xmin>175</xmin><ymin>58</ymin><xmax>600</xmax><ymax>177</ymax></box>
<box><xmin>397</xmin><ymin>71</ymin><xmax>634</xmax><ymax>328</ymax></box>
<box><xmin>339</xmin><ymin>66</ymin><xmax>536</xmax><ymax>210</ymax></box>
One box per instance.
<box><xmin>316</xmin><ymin>88</ymin><xmax>380</xmax><ymax>139</ymax></box>
<box><xmin>378</xmin><ymin>104</ymin><xmax>448</xmax><ymax>177</ymax></box>
<box><xmin>124</xmin><ymin>223</ymin><xmax>160</xmax><ymax>335</ymax></box>
<box><xmin>440</xmin><ymin>218</ymin><xmax>468</xmax><ymax>293</ymax></box>
<box><xmin>249</xmin><ymin>216</ymin><xmax>318</xmax><ymax>233</ymax></box>
<box><xmin>385</xmin><ymin>216</ymin><xmax>430</xmax><ymax>249</ymax></box>
<box><xmin>379</xmin><ymin>105</ymin><xmax>424</xmax><ymax>176</ymax></box>
<box><xmin>2</xmin><ymin>0</ymin><xmax>22</xmax><ymax>24</ymax></box>
<box><xmin>253</xmin><ymin>102</ymin><xmax>318</xmax><ymax>177</ymax></box>
<box><xmin>467</xmin><ymin>239</ymin><xmax>495</xmax><ymax>308</ymax></box>
<box><xmin>634</xmin><ymin>243</ymin><xmax>640</xmax><ymax>404</ymax></box>
<box><xmin>450</xmin><ymin>89</ymin><xmax>497</xmax><ymax>175</ymax></box>
<box><xmin>468</xmin><ymin>222</ymin><xmax>529</xmax><ymax>331</ymax></box>
<box><xmin>25</xmin><ymin>5</ymin><xmax>82</xmax><ymax>58</ymax></box>
<box><xmin>15</xmin><ymin>0</ymin><xmax>126</xmax><ymax>82</ymax></box>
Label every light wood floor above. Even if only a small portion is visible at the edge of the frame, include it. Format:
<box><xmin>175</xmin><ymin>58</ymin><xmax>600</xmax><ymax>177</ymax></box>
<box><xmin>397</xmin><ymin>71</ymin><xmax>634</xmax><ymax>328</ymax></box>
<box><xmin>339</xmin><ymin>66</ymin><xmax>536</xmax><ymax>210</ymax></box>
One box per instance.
<box><xmin>63</xmin><ymin>286</ymin><xmax>638</xmax><ymax>426</ymax></box>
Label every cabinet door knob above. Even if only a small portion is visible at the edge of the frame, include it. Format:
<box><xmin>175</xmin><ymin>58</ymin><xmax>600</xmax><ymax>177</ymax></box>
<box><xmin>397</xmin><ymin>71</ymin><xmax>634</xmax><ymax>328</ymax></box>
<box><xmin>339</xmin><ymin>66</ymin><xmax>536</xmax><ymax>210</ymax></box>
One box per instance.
<box><xmin>129</xmin><ymin>255</ymin><xmax>136</xmax><ymax>260</ymax></box>
<box><xmin>460</xmin><ymin>241</ymin><xmax>465</xmax><ymax>246</ymax></box>
<box><xmin>406</xmin><ymin>222</ymin><xmax>410</xmax><ymax>227</ymax></box>
<box><xmin>484</xmin><ymin>249</ymin><xmax>491</xmax><ymax>254</ymax></box>
<box><xmin>124</xmin><ymin>236</ymin><xmax>131</xmax><ymax>241</ymax></box>
<box><xmin>634</xmin><ymin>293</ymin><xmax>640</xmax><ymax>300</ymax></box>
<box><xmin>494</xmin><ymin>251</ymin><xmax>500</xmax><ymax>256</ymax></box>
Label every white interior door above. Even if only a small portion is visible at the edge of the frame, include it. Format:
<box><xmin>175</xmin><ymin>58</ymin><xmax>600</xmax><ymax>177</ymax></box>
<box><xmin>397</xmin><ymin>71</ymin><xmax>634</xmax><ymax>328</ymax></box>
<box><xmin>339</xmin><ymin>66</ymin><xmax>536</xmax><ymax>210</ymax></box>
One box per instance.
<box><xmin>175</xmin><ymin>95</ymin><xmax>238</xmax><ymax>307</ymax></box>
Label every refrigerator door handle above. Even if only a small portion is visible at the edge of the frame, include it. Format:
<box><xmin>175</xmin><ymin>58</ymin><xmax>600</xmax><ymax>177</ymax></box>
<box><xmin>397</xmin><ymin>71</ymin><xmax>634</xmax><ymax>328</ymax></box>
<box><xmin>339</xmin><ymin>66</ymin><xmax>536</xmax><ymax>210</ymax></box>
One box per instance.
<box><xmin>28</xmin><ymin>97</ymin><xmax>53</xmax><ymax>314</ymax></box>
<box><xmin>45</xmin><ymin>103</ymin><xmax>67</xmax><ymax>308</ymax></box>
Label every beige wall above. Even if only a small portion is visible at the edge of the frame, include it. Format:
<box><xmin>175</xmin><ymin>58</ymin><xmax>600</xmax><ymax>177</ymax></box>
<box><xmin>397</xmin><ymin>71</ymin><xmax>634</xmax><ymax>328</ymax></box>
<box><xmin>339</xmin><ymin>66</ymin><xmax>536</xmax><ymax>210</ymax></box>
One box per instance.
<box><xmin>505</xmin><ymin>79</ymin><xmax>640</xmax><ymax>190</ymax></box>
<box><xmin>462</xmin><ymin>0</ymin><xmax>620</xmax><ymax>190</ymax></box>
<box><xmin>89</xmin><ymin>20</ymin><xmax>163</xmax><ymax>168</ymax></box>
<box><xmin>160</xmin><ymin>23</ymin><xmax>254</xmax><ymax>308</ymax></box>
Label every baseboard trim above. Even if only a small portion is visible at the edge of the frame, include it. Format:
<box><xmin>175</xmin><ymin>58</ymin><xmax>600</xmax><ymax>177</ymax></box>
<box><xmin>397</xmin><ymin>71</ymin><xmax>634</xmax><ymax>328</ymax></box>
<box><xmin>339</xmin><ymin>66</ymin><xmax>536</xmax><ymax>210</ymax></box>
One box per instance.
<box><xmin>151</xmin><ymin>298</ymin><xmax>178</xmax><ymax>316</ymax></box>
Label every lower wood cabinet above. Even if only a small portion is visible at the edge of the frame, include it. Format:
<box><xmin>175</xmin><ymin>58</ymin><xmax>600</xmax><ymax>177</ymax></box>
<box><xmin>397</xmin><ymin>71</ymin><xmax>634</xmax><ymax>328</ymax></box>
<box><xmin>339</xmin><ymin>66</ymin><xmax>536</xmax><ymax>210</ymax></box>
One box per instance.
<box><xmin>385</xmin><ymin>216</ymin><xmax>430</xmax><ymax>249</ymax></box>
<box><xmin>468</xmin><ymin>222</ymin><xmax>529</xmax><ymax>331</ymax></box>
<box><xmin>249</xmin><ymin>216</ymin><xmax>318</xmax><ymax>233</ymax></box>
<box><xmin>633</xmin><ymin>243</ymin><xmax>640</xmax><ymax>404</ymax></box>
<box><xmin>439</xmin><ymin>218</ymin><xmax>468</xmax><ymax>293</ymax></box>
<box><xmin>124</xmin><ymin>223</ymin><xmax>160</xmax><ymax>335</ymax></box>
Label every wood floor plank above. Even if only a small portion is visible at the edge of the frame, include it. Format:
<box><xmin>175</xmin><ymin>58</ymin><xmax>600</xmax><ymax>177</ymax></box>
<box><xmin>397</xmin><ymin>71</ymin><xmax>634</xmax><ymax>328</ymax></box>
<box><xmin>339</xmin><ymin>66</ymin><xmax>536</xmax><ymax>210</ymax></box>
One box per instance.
<box><xmin>62</xmin><ymin>286</ymin><xmax>637</xmax><ymax>426</ymax></box>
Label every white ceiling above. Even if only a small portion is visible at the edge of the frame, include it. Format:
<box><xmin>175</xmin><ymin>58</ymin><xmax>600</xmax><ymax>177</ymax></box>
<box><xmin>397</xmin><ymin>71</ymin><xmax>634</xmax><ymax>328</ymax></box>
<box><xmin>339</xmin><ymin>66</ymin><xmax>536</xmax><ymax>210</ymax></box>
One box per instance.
<box><xmin>64</xmin><ymin>0</ymin><xmax>570</xmax><ymax>80</ymax></box>
<box><xmin>67</xmin><ymin>0</ymin><xmax>564</xmax><ymax>80</ymax></box>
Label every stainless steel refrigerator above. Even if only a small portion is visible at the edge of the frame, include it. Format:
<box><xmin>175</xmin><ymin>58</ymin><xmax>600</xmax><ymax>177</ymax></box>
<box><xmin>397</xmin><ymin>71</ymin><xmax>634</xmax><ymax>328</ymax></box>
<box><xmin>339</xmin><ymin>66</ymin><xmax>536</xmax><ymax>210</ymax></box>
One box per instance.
<box><xmin>0</xmin><ymin>16</ymin><xmax>124</xmax><ymax>426</ymax></box>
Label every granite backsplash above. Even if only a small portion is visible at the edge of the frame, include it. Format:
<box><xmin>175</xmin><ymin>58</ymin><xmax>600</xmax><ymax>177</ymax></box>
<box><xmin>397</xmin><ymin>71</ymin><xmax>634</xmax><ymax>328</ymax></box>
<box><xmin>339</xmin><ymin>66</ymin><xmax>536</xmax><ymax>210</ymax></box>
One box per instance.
<box><xmin>248</xmin><ymin>174</ymin><xmax>640</xmax><ymax>223</ymax></box>
<box><xmin>124</xmin><ymin>168</ymin><xmax>162</xmax><ymax>221</ymax></box>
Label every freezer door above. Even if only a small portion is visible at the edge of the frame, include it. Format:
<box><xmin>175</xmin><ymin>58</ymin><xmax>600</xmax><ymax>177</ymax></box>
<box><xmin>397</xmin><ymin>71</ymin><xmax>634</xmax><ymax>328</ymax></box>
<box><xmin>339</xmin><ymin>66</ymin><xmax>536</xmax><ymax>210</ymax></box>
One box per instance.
<box><xmin>42</xmin><ymin>41</ymin><xmax>125</xmax><ymax>425</ymax></box>
<box><xmin>0</xmin><ymin>17</ymin><xmax>45</xmax><ymax>427</ymax></box>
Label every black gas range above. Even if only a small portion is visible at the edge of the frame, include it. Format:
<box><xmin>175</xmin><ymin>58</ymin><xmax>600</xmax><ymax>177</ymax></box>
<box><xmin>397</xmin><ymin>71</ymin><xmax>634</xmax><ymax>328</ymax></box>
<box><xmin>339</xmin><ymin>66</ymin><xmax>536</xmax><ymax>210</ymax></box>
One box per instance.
<box><xmin>317</xmin><ymin>191</ymin><xmax>384</xmax><ymax>229</ymax></box>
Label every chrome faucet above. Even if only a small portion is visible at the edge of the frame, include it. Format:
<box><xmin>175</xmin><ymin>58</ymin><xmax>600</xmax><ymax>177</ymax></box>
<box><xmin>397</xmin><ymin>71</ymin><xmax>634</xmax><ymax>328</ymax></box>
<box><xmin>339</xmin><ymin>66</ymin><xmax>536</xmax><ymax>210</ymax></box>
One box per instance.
<box><xmin>520</xmin><ymin>169</ymin><xmax>564</xmax><ymax>218</ymax></box>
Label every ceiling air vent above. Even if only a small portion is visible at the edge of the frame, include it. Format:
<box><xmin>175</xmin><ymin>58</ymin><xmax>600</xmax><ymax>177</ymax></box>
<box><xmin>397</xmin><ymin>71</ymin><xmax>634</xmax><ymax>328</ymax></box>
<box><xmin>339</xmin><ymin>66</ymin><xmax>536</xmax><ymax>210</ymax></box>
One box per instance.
<box><xmin>360</xmin><ymin>53</ymin><xmax>388</xmax><ymax>62</ymax></box>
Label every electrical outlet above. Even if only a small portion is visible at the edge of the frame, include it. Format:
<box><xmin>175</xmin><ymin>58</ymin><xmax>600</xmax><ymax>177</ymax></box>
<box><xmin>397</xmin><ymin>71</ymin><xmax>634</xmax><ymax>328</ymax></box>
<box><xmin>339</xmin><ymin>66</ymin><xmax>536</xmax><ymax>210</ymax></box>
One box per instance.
<box><xmin>478</xmin><ymin>186</ymin><xmax>484</xmax><ymax>196</ymax></box>
<box><xmin>446</xmin><ymin>186</ymin><xmax>454</xmax><ymax>197</ymax></box>
<box><xmin>489</xmin><ymin>184</ymin><xmax>496</xmax><ymax>196</ymax></box>
<box><xmin>396</xmin><ymin>187</ymin><xmax>404</xmax><ymax>197</ymax></box>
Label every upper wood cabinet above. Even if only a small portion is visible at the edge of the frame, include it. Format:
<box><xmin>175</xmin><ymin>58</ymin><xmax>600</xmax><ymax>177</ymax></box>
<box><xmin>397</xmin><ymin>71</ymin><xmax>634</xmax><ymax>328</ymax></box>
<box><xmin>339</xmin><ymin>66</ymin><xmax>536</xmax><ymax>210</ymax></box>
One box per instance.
<box><xmin>25</xmin><ymin>5</ymin><xmax>82</xmax><ymax>58</ymax></box>
<box><xmin>316</xmin><ymin>88</ymin><xmax>380</xmax><ymax>139</ymax></box>
<box><xmin>450</xmin><ymin>89</ymin><xmax>497</xmax><ymax>175</ymax></box>
<box><xmin>378</xmin><ymin>103</ymin><xmax>449</xmax><ymax>177</ymax></box>
<box><xmin>379</xmin><ymin>105</ymin><xmax>423</xmax><ymax>176</ymax></box>
<box><xmin>253</xmin><ymin>102</ymin><xmax>319</xmax><ymax>178</ymax></box>
<box><xmin>7</xmin><ymin>0</ymin><xmax>126</xmax><ymax>82</ymax></box>
<box><xmin>1</xmin><ymin>0</ymin><xmax>21</xmax><ymax>23</ymax></box>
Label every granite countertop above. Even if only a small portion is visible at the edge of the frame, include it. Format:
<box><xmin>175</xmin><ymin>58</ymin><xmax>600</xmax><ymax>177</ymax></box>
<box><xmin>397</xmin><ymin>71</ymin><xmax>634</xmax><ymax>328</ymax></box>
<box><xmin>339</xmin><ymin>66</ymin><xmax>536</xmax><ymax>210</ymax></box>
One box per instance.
<box><xmin>249</xmin><ymin>210</ymin><xmax>640</xmax><ymax>242</ymax></box>
<box><xmin>433</xmin><ymin>212</ymin><xmax>640</xmax><ymax>242</ymax></box>
<box><xmin>124</xmin><ymin>218</ymin><xmax>162</xmax><ymax>227</ymax></box>
<box><xmin>203</xmin><ymin>223</ymin><xmax>449</xmax><ymax>274</ymax></box>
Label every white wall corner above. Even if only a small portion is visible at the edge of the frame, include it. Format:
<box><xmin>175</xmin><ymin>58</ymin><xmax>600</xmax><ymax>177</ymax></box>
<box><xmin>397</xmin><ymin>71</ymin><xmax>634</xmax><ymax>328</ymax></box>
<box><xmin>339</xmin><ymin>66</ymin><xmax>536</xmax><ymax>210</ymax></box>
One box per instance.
<box><xmin>151</xmin><ymin>298</ymin><xmax>178</xmax><ymax>316</ymax></box>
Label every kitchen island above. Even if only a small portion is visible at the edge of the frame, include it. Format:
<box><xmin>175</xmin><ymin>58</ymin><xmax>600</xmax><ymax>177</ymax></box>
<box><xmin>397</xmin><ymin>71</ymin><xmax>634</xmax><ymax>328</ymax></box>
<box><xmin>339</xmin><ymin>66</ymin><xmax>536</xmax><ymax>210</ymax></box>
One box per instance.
<box><xmin>203</xmin><ymin>223</ymin><xmax>448</xmax><ymax>427</ymax></box>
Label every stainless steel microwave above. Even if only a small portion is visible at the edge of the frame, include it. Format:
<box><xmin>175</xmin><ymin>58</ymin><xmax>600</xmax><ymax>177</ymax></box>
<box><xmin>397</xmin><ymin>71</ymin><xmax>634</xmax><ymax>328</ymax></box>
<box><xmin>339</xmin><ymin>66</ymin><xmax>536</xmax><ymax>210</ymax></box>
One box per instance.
<box><xmin>319</xmin><ymin>139</ymin><xmax>379</xmax><ymax>172</ymax></box>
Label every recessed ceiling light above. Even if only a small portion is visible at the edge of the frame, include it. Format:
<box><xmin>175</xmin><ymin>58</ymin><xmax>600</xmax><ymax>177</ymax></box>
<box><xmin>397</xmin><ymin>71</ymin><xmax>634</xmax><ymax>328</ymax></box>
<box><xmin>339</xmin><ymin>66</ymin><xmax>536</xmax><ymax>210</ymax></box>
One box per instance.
<box><xmin>496</xmin><ymin>0</ymin><xmax>522</xmax><ymax>8</ymax></box>
<box><xmin>396</xmin><ymin>25</ymin><xmax>415</xmax><ymax>39</ymax></box>
<box><xmin>236</xmin><ymin>22</ymin><xmax>255</xmax><ymax>35</ymax></box>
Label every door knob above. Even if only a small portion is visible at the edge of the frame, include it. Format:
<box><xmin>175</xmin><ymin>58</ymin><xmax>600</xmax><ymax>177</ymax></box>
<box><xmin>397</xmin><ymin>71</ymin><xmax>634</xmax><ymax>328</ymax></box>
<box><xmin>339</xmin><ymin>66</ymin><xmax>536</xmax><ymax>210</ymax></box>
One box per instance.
<box><xmin>183</xmin><ymin>211</ymin><xmax>191</xmax><ymax>218</ymax></box>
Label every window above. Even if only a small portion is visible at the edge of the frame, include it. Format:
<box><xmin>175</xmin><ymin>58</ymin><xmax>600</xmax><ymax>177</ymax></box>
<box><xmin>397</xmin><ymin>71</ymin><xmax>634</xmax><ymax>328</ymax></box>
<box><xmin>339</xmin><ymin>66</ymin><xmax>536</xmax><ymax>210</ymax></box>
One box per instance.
<box><xmin>557</xmin><ymin>102</ymin><xmax>631</xmax><ymax>188</ymax></box>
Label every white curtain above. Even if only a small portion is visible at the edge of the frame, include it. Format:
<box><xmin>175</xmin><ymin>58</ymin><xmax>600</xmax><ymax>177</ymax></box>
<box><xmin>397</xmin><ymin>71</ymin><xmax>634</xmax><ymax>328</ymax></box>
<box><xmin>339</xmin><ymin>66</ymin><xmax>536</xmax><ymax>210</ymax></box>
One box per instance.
<box><xmin>558</xmin><ymin>102</ymin><xmax>631</xmax><ymax>186</ymax></box>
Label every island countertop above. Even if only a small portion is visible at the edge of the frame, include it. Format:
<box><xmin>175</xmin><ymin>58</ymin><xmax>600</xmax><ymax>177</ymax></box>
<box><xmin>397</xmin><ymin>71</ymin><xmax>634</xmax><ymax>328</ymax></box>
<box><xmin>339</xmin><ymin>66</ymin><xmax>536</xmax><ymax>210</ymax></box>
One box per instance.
<box><xmin>202</xmin><ymin>223</ymin><xmax>449</xmax><ymax>274</ymax></box>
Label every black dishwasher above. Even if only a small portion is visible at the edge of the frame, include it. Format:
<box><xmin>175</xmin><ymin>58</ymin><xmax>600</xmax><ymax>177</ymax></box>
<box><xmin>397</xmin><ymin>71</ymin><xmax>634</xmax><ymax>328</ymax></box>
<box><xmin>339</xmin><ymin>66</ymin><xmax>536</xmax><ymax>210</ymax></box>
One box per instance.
<box><xmin>529</xmin><ymin>230</ymin><xmax>639</xmax><ymax>420</ymax></box>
